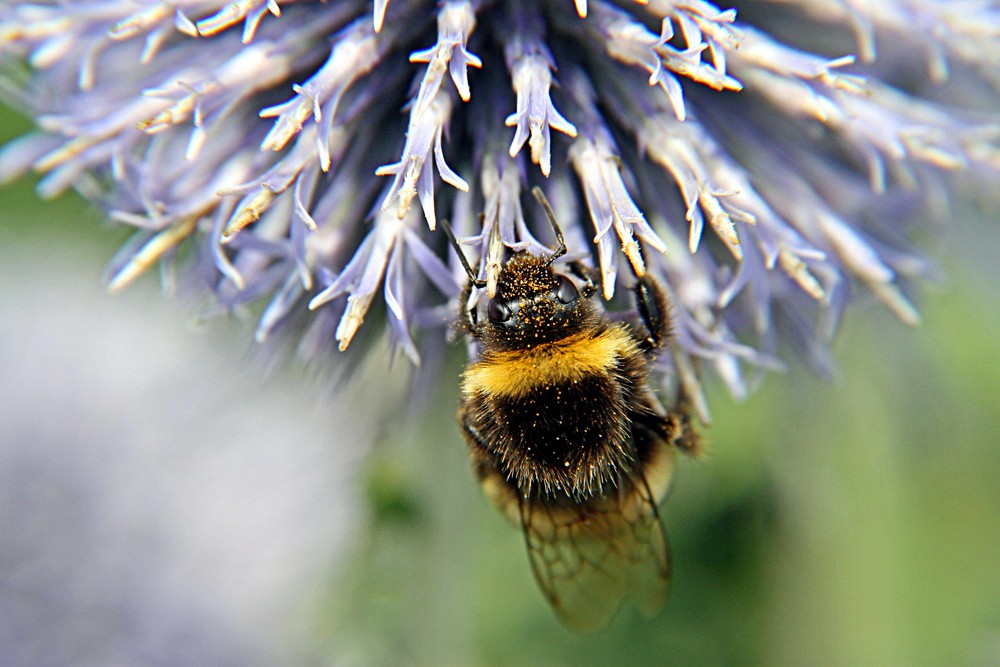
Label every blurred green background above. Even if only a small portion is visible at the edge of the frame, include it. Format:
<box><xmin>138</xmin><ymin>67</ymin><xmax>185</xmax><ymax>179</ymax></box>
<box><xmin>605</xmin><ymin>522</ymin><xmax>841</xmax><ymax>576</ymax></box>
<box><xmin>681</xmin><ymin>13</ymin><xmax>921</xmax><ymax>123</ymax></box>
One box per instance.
<box><xmin>1</xmin><ymin>103</ymin><xmax>997</xmax><ymax>666</ymax></box>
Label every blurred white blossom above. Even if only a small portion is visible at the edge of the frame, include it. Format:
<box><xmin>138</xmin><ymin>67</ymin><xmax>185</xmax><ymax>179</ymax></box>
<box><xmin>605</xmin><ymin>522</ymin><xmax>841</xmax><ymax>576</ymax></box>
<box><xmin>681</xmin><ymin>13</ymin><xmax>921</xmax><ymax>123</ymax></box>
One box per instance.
<box><xmin>2</xmin><ymin>0</ymin><xmax>1000</xmax><ymax>411</ymax></box>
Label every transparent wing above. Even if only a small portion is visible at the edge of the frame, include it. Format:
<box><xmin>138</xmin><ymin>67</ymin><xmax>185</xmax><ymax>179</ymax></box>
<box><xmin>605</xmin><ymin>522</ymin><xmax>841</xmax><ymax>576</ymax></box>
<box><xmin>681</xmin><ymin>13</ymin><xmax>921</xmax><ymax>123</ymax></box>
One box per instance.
<box><xmin>519</xmin><ymin>466</ymin><xmax>672</xmax><ymax>633</ymax></box>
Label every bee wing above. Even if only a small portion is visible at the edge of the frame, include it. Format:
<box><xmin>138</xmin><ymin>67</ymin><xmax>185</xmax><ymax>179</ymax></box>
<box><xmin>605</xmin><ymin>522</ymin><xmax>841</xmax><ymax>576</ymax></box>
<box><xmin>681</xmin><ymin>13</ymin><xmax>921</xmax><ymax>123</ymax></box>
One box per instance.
<box><xmin>519</xmin><ymin>470</ymin><xmax>672</xmax><ymax>632</ymax></box>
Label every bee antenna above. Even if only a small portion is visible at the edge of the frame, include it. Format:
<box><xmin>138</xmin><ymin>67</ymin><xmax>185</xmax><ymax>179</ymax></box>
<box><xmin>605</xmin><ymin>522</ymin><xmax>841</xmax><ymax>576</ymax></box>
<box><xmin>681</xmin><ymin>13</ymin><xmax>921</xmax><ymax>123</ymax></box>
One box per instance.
<box><xmin>439</xmin><ymin>218</ymin><xmax>486</xmax><ymax>288</ymax></box>
<box><xmin>531</xmin><ymin>186</ymin><xmax>567</xmax><ymax>266</ymax></box>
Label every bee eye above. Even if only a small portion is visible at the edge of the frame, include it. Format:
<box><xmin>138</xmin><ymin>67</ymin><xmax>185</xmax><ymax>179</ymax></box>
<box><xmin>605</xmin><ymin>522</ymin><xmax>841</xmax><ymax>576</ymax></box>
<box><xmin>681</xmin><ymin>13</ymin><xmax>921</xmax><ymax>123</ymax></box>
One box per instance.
<box><xmin>556</xmin><ymin>275</ymin><xmax>579</xmax><ymax>304</ymax></box>
<box><xmin>488</xmin><ymin>298</ymin><xmax>511</xmax><ymax>323</ymax></box>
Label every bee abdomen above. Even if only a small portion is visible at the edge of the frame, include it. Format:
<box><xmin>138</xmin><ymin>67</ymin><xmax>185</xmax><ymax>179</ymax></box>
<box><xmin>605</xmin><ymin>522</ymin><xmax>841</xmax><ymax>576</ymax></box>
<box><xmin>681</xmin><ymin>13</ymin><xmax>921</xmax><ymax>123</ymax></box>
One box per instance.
<box><xmin>468</xmin><ymin>368</ymin><xmax>634</xmax><ymax>497</ymax></box>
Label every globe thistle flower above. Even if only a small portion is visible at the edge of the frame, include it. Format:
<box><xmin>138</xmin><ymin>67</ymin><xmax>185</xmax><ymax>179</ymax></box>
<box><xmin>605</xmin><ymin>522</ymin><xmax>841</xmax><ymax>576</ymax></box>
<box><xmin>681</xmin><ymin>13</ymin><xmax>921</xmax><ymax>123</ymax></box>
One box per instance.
<box><xmin>2</xmin><ymin>0</ymin><xmax>999</xmax><ymax>417</ymax></box>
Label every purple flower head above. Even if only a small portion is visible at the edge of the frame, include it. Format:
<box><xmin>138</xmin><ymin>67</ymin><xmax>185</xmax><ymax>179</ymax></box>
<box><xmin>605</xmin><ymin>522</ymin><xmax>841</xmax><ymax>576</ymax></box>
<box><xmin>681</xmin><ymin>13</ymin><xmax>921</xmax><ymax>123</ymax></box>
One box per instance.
<box><xmin>3</xmin><ymin>0</ymin><xmax>999</xmax><ymax>415</ymax></box>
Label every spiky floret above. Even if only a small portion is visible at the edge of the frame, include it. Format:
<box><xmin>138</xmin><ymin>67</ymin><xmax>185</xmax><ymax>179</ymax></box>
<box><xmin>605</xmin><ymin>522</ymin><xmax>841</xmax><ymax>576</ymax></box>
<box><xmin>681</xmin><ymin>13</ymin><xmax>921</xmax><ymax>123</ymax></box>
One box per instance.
<box><xmin>1</xmin><ymin>0</ymin><xmax>998</xmax><ymax>403</ymax></box>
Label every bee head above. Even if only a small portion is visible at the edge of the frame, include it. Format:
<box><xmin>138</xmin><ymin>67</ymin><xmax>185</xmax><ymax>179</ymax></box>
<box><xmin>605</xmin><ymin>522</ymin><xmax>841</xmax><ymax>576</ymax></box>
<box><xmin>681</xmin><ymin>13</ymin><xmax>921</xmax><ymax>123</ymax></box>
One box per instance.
<box><xmin>443</xmin><ymin>187</ymin><xmax>600</xmax><ymax>349</ymax></box>
<box><xmin>478</xmin><ymin>254</ymin><xmax>594</xmax><ymax>349</ymax></box>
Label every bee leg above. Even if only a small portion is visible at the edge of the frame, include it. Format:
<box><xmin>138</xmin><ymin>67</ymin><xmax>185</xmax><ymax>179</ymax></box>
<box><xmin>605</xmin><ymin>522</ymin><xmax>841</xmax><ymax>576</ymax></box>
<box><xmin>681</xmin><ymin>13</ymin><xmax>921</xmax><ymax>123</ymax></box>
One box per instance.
<box><xmin>458</xmin><ymin>277</ymin><xmax>478</xmax><ymax>334</ymax></box>
<box><xmin>568</xmin><ymin>261</ymin><xmax>598</xmax><ymax>298</ymax></box>
<box><xmin>632</xmin><ymin>275</ymin><xmax>671</xmax><ymax>352</ymax></box>
<box><xmin>631</xmin><ymin>397</ymin><xmax>701</xmax><ymax>458</ymax></box>
<box><xmin>459</xmin><ymin>407</ymin><xmax>523</xmax><ymax>524</ymax></box>
<box><xmin>458</xmin><ymin>406</ymin><xmax>495</xmax><ymax>479</ymax></box>
<box><xmin>665</xmin><ymin>401</ymin><xmax>702</xmax><ymax>456</ymax></box>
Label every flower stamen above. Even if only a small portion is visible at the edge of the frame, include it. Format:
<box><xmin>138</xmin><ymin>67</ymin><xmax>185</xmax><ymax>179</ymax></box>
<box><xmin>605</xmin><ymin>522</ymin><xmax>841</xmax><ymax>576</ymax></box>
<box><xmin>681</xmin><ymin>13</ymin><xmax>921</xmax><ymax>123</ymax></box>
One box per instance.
<box><xmin>106</xmin><ymin>216</ymin><xmax>199</xmax><ymax>293</ymax></box>
<box><xmin>408</xmin><ymin>1</ymin><xmax>483</xmax><ymax>113</ymax></box>
<box><xmin>376</xmin><ymin>91</ymin><xmax>468</xmax><ymax>230</ymax></box>
<box><xmin>502</xmin><ymin>18</ymin><xmax>578</xmax><ymax>177</ymax></box>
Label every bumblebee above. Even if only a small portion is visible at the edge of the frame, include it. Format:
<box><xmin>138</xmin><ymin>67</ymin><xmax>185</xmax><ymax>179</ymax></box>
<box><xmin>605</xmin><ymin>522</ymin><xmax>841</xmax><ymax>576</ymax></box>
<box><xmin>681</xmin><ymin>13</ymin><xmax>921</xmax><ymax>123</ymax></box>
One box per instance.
<box><xmin>442</xmin><ymin>188</ymin><xmax>700</xmax><ymax>632</ymax></box>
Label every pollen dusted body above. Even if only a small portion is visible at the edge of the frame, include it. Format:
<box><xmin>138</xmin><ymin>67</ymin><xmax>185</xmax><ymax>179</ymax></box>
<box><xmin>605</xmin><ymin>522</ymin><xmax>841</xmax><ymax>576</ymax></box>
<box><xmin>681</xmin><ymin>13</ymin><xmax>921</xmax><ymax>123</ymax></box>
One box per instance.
<box><xmin>449</xmin><ymin>205</ymin><xmax>699</xmax><ymax>631</ymax></box>
<box><xmin>460</xmin><ymin>253</ymin><xmax>669</xmax><ymax>500</ymax></box>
